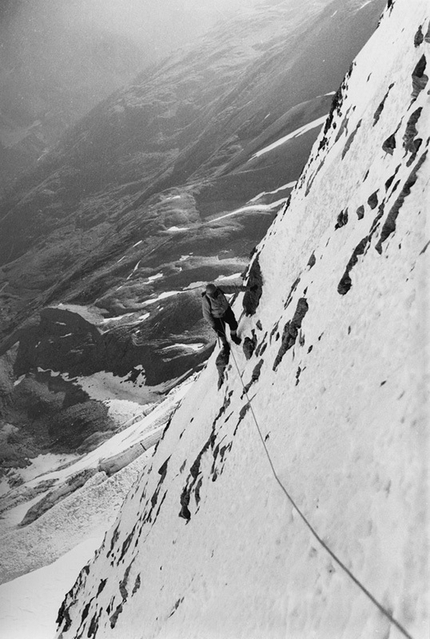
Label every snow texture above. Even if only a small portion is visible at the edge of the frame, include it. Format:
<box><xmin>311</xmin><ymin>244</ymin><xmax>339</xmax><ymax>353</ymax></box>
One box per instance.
<box><xmin>4</xmin><ymin>0</ymin><xmax>430</xmax><ymax>637</ymax></box>
<box><xmin>0</xmin><ymin>537</ymin><xmax>102</xmax><ymax>639</ymax></box>
<box><xmin>54</xmin><ymin>2</ymin><xmax>428</xmax><ymax>637</ymax></box>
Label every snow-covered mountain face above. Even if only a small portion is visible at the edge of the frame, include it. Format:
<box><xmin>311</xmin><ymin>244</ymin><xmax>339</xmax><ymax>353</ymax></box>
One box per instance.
<box><xmin>0</xmin><ymin>0</ymin><xmax>386</xmax><ymax>472</ymax></box>
<box><xmin>54</xmin><ymin>1</ymin><xmax>429</xmax><ymax>638</ymax></box>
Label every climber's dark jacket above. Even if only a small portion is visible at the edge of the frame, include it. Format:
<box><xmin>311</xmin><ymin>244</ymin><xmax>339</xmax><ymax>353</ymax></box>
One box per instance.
<box><xmin>201</xmin><ymin>283</ymin><xmax>246</xmax><ymax>328</ymax></box>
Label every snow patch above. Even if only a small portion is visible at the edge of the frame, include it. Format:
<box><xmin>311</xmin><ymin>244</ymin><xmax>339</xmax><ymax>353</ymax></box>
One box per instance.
<box><xmin>148</xmin><ymin>272</ymin><xmax>163</xmax><ymax>281</ymax></box>
<box><xmin>143</xmin><ymin>291</ymin><xmax>180</xmax><ymax>305</ymax></box>
<box><xmin>250</xmin><ymin>114</ymin><xmax>328</xmax><ymax>160</ymax></box>
<box><xmin>211</xmin><ymin>199</ymin><xmax>287</xmax><ymax>223</ymax></box>
<box><xmin>0</xmin><ymin>536</ymin><xmax>103</xmax><ymax>639</ymax></box>
<box><xmin>250</xmin><ymin>181</ymin><xmax>297</xmax><ymax>202</ymax></box>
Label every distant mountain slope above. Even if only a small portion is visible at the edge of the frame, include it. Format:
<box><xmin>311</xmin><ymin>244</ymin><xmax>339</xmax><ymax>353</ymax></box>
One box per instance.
<box><xmin>0</xmin><ymin>0</ymin><xmax>385</xmax><ymax>332</ymax></box>
<box><xmin>0</xmin><ymin>0</ymin><xmax>249</xmax><ymax>191</ymax></box>
<box><xmin>0</xmin><ymin>1</ymin><xmax>152</xmax><ymax>190</ymax></box>
<box><xmin>0</xmin><ymin>0</ymin><xmax>385</xmax><ymax>474</ymax></box>
<box><xmin>54</xmin><ymin>0</ymin><xmax>429</xmax><ymax>637</ymax></box>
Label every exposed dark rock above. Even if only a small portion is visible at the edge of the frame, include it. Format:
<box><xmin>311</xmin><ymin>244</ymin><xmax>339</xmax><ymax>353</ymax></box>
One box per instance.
<box><xmin>216</xmin><ymin>346</ymin><xmax>230</xmax><ymax>390</ymax></box>
<box><xmin>158</xmin><ymin>457</ymin><xmax>170</xmax><ymax>479</ymax></box>
<box><xmin>56</xmin><ymin>598</ymin><xmax>73</xmax><ymax>633</ymax></box>
<box><xmin>367</xmin><ymin>191</ymin><xmax>379</xmax><ymax>209</ymax></box>
<box><xmin>369</xmin><ymin>203</ymin><xmax>386</xmax><ymax>235</ymax></box>
<box><xmin>273</xmin><ymin>298</ymin><xmax>309</xmax><ymax>371</ymax></box>
<box><xmin>319</xmin><ymin>86</ymin><xmax>344</xmax><ymax>152</ymax></box>
<box><xmin>385</xmin><ymin>171</ymin><xmax>397</xmax><ymax>191</ymax></box>
<box><xmin>242</xmin><ymin>333</ymin><xmax>257</xmax><ymax>360</ymax></box>
<box><xmin>375</xmin><ymin>151</ymin><xmax>427</xmax><ymax>253</ymax></box>
<box><xmin>242</xmin><ymin>360</ymin><xmax>264</xmax><ymax>397</ymax></box>
<box><xmin>337</xmin><ymin>236</ymin><xmax>370</xmax><ymax>295</ymax></box>
<box><xmin>213</xmin><ymin>391</ymin><xmax>234</xmax><ymax>428</ymax></box>
<box><xmin>80</xmin><ymin>602</ymin><xmax>91</xmax><ymax>625</ymax></box>
<box><xmin>12</xmin><ymin>302</ymin><xmax>212</xmax><ymax>393</ymax></box>
<box><xmin>243</xmin><ymin>257</ymin><xmax>263</xmax><ymax>316</ymax></box>
<box><xmin>179</xmin><ymin>426</ymin><xmax>217</xmax><ymax>521</ymax></box>
<box><xmin>334</xmin><ymin>112</ymin><xmax>350</xmax><ymax>143</ymax></box>
<box><xmin>14</xmin><ymin>308</ymin><xmax>101</xmax><ymax>378</ymax></box>
<box><xmin>411</xmin><ymin>54</ymin><xmax>428</xmax><ymax>99</ymax></box>
<box><xmin>119</xmin><ymin>564</ymin><xmax>132</xmax><ymax>602</ymax></box>
<box><xmin>373</xmin><ymin>83</ymin><xmax>395</xmax><ymax>124</ymax></box>
<box><xmin>342</xmin><ymin>119</ymin><xmax>361</xmax><ymax>158</ymax></box>
<box><xmin>406</xmin><ymin>139</ymin><xmax>423</xmax><ymax>167</ymax></box>
<box><xmin>0</xmin><ymin>351</ymin><xmax>15</xmax><ymax>405</ymax></box>
<box><xmin>107</xmin><ymin>526</ymin><xmax>120</xmax><ymax>560</ymax></box>
<box><xmin>110</xmin><ymin>604</ymin><xmax>123</xmax><ymax>629</ymax></box>
<box><xmin>356</xmin><ymin>205</ymin><xmax>365</xmax><ymax>219</ymax></box>
<box><xmin>403</xmin><ymin>108</ymin><xmax>423</xmax><ymax>166</ymax></box>
<box><xmin>403</xmin><ymin>107</ymin><xmax>422</xmax><ymax>152</ymax></box>
<box><xmin>285</xmin><ymin>277</ymin><xmax>301</xmax><ymax>309</ymax></box>
<box><xmin>335</xmin><ymin>209</ymin><xmax>349</xmax><ymax>229</ymax></box>
<box><xmin>47</xmin><ymin>400</ymin><xmax>115</xmax><ymax>451</ymax></box>
<box><xmin>382</xmin><ymin>133</ymin><xmax>396</xmax><ymax>154</ymax></box>
<box><xmin>169</xmin><ymin>597</ymin><xmax>184</xmax><ymax>618</ymax></box>
<box><xmin>414</xmin><ymin>25</ymin><xmax>424</xmax><ymax>47</ymax></box>
<box><xmin>118</xmin><ymin>526</ymin><xmax>137</xmax><ymax>563</ymax></box>
<box><xmin>236</xmin><ymin>402</ymin><xmax>251</xmax><ymax>429</ymax></box>
<box><xmin>138</xmin><ymin>458</ymin><xmax>171</xmax><ymax>527</ymax></box>
<box><xmin>132</xmin><ymin>574</ymin><xmax>141</xmax><ymax>595</ymax></box>
<box><xmin>419</xmin><ymin>241</ymin><xmax>430</xmax><ymax>255</ymax></box>
<box><xmin>307</xmin><ymin>252</ymin><xmax>316</xmax><ymax>268</ymax></box>
<box><xmin>194</xmin><ymin>477</ymin><xmax>204</xmax><ymax>505</ymax></box>
<box><xmin>179</xmin><ymin>491</ymin><xmax>192</xmax><ymax>522</ymax></box>
<box><xmin>11</xmin><ymin>376</ymin><xmax>64</xmax><ymax>421</ymax></box>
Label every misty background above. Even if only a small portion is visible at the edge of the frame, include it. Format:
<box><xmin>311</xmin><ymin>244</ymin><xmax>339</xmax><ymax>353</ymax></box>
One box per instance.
<box><xmin>0</xmin><ymin>0</ymin><xmax>261</xmax><ymax>190</ymax></box>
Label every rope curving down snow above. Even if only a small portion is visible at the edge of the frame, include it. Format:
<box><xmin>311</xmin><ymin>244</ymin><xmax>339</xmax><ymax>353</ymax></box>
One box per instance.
<box><xmin>227</xmin><ymin>343</ymin><xmax>415</xmax><ymax>639</ymax></box>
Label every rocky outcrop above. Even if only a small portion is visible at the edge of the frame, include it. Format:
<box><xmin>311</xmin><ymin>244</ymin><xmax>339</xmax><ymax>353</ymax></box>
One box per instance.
<box><xmin>12</xmin><ymin>300</ymin><xmax>211</xmax><ymax>381</ymax></box>
<box><xmin>0</xmin><ymin>348</ymin><xmax>15</xmax><ymax>408</ymax></box>
<box><xmin>47</xmin><ymin>401</ymin><xmax>116</xmax><ymax>451</ymax></box>
<box><xmin>215</xmin><ymin>347</ymin><xmax>231</xmax><ymax>390</ymax></box>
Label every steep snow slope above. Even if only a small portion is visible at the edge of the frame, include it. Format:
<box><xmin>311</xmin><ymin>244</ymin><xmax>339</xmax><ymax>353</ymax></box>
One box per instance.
<box><xmin>56</xmin><ymin>1</ymin><xmax>429</xmax><ymax>638</ymax></box>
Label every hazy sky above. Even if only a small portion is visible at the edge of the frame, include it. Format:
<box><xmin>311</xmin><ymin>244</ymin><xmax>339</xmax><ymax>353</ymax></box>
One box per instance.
<box><xmin>0</xmin><ymin>0</ymin><xmax>265</xmax><ymax>172</ymax></box>
<box><xmin>5</xmin><ymin>0</ymin><xmax>262</xmax><ymax>59</ymax></box>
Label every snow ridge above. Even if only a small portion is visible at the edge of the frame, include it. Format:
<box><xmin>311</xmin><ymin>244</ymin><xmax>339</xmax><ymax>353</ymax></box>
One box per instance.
<box><xmin>55</xmin><ymin>1</ymin><xmax>429</xmax><ymax>638</ymax></box>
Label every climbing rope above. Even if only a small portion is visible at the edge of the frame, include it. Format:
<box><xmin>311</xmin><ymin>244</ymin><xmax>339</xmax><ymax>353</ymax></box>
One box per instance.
<box><xmin>224</xmin><ymin>339</ymin><xmax>415</xmax><ymax>639</ymax></box>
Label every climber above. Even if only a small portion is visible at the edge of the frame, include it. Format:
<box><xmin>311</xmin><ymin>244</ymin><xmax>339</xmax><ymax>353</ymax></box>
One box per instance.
<box><xmin>202</xmin><ymin>280</ymin><xmax>249</xmax><ymax>347</ymax></box>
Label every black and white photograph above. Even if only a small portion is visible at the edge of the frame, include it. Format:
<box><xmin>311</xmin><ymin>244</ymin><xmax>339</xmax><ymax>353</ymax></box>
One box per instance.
<box><xmin>0</xmin><ymin>1</ymin><xmax>428</xmax><ymax>637</ymax></box>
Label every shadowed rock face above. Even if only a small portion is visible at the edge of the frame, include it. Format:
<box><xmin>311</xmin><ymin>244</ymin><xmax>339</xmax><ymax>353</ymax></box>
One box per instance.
<box><xmin>216</xmin><ymin>347</ymin><xmax>231</xmax><ymax>390</ymax></box>
<box><xmin>13</xmin><ymin>298</ymin><xmax>213</xmax><ymax>382</ymax></box>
